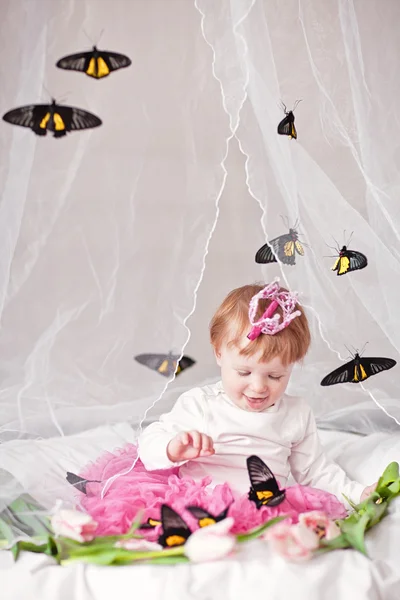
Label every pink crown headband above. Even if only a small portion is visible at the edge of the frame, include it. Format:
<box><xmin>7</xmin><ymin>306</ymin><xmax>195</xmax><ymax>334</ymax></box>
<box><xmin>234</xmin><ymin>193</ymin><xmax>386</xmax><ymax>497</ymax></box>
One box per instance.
<box><xmin>247</xmin><ymin>278</ymin><xmax>301</xmax><ymax>340</ymax></box>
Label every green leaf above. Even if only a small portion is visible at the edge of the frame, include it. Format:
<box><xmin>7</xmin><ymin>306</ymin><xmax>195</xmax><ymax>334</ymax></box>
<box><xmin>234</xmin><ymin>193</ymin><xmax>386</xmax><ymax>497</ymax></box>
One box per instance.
<box><xmin>376</xmin><ymin>462</ymin><xmax>399</xmax><ymax>491</ymax></box>
<box><xmin>340</xmin><ymin>512</ymin><xmax>370</xmax><ymax>555</ymax></box>
<box><xmin>236</xmin><ymin>516</ymin><xmax>287</xmax><ymax>543</ymax></box>
<box><xmin>316</xmin><ymin>534</ymin><xmax>351</xmax><ymax>553</ymax></box>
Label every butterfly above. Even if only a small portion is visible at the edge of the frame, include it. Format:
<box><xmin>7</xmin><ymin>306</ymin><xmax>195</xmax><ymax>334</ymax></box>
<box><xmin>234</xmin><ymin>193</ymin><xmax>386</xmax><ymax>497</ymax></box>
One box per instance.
<box><xmin>66</xmin><ymin>472</ymin><xmax>100</xmax><ymax>494</ymax></box>
<box><xmin>134</xmin><ymin>352</ymin><xmax>196</xmax><ymax>377</ymax></box>
<box><xmin>255</xmin><ymin>221</ymin><xmax>305</xmax><ymax>266</ymax></box>
<box><xmin>56</xmin><ymin>46</ymin><xmax>131</xmax><ymax>79</ymax></box>
<box><xmin>327</xmin><ymin>233</ymin><xmax>368</xmax><ymax>276</ymax></box>
<box><xmin>158</xmin><ymin>505</ymin><xmax>192</xmax><ymax>548</ymax></box>
<box><xmin>277</xmin><ymin>100</ymin><xmax>301</xmax><ymax>140</ymax></box>
<box><xmin>320</xmin><ymin>351</ymin><xmax>396</xmax><ymax>386</ymax></box>
<box><xmin>2</xmin><ymin>99</ymin><xmax>102</xmax><ymax>138</ymax></box>
<box><xmin>186</xmin><ymin>505</ymin><xmax>231</xmax><ymax>528</ymax></box>
<box><xmin>247</xmin><ymin>455</ymin><xmax>286</xmax><ymax>509</ymax></box>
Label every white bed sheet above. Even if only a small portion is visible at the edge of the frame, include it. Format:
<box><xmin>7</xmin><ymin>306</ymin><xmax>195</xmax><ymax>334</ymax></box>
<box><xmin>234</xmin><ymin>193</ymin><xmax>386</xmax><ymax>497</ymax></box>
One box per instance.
<box><xmin>1</xmin><ymin>425</ymin><xmax>400</xmax><ymax>600</ymax></box>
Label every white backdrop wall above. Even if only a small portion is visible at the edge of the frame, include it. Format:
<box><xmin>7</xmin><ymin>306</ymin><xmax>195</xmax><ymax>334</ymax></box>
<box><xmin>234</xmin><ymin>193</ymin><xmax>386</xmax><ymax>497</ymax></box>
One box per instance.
<box><xmin>0</xmin><ymin>0</ymin><xmax>399</xmax><ymax>445</ymax></box>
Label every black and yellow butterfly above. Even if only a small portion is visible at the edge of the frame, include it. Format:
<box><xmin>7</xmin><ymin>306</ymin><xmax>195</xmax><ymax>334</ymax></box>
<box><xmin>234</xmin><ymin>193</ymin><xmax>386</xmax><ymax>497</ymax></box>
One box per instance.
<box><xmin>320</xmin><ymin>352</ymin><xmax>396</xmax><ymax>386</ymax></box>
<box><xmin>186</xmin><ymin>505</ymin><xmax>231</xmax><ymax>528</ymax></box>
<box><xmin>277</xmin><ymin>100</ymin><xmax>301</xmax><ymax>140</ymax></box>
<box><xmin>56</xmin><ymin>46</ymin><xmax>131</xmax><ymax>79</ymax></box>
<box><xmin>2</xmin><ymin>100</ymin><xmax>102</xmax><ymax>138</ymax></box>
<box><xmin>134</xmin><ymin>352</ymin><xmax>195</xmax><ymax>377</ymax></box>
<box><xmin>247</xmin><ymin>455</ymin><xmax>286</xmax><ymax>509</ymax></box>
<box><xmin>158</xmin><ymin>505</ymin><xmax>192</xmax><ymax>548</ymax></box>
<box><xmin>255</xmin><ymin>224</ymin><xmax>305</xmax><ymax>266</ymax></box>
<box><xmin>331</xmin><ymin>245</ymin><xmax>368</xmax><ymax>276</ymax></box>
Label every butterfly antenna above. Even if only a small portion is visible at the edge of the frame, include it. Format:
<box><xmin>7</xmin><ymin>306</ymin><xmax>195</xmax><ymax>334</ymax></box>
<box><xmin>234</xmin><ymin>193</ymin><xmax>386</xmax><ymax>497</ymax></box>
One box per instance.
<box><xmin>97</xmin><ymin>28</ymin><xmax>105</xmax><ymax>46</ymax></box>
<box><xmin>344</xmin><ymin>344</ymin><xmax>355</xmax><ymax>358</ymax></box>
<box><xmin>325</xmin><ymin>242</ymin><xmax>338</xmax><ymax>253</ymax></box>
<box><xmin>280</xmin><ymin>100</ymin><xmax>287</xmax><ymax>114</ymax></box>
<box><xmin>83</xmin><ymin>28</ymin><xmax>95</xmax><ymax>47</ymax></box>
<box><xmin>359</xmin><ymin>341</ymin><xmax>369</xmax><ymax>357</ymax></box>
<box><xmin>331</xmin><ymin>234</ymin><xmax>341</xmax><ymax>253</ymax></box>
<box><xmin>293</xmin><ymin>217</ymin><xmax>300</xmax><ymax>230</ymax></box>
<box><xmin>292</xmin><ymin>99</ymin><xmax>303</xmax><ymax>111</ymax></box>
<box><xmin>347</xmin><ymin>230</ymin><xmax>354</xmax><ymax>247</ymax></box>
<box><xmin>57</xmin><ymin>91</ymin><xmax>71</xmax><ymax>104</ymax></box>
<box><xmin>280</xmin><ymin>214</ymin><xmax>290</xmax><ymax>229</ymax></box>
<box><xmin>42</xmin><ymin>84</ymin><xmax>53</xmax><ymax>103</ymax></box>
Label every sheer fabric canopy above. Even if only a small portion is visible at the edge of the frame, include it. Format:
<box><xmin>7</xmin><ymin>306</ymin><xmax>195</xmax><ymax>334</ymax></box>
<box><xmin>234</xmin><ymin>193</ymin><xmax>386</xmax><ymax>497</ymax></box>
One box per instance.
<box><xmin>1</xmin><ymin>0</ymin><xmax>399</xmax><ymax>536</ymax></box>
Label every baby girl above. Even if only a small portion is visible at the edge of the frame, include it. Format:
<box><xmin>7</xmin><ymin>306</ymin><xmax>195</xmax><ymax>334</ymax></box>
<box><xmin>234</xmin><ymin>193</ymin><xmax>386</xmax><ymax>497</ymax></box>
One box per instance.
<box><xmin>79</xmin><ymin>279</ymin><xmax>375</xmax><ymax>536</ymax></box>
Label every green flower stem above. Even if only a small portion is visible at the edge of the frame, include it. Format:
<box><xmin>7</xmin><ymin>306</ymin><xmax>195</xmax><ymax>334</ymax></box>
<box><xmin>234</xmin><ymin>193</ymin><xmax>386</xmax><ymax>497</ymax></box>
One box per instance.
<box><xmin>236</xmin><ymin>516</ymin><xmax>287</xmax><ymax>543</ymax></box>
<box><xmin>61</xmin><ymin>545</ymin><xmax>185</xmax><ymax>566</ymax></box>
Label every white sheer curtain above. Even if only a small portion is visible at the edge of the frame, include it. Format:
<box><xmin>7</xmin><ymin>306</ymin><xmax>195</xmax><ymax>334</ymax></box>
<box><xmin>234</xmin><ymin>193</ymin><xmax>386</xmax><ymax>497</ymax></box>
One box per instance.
<box><xmin>0</xmin><ymin>0</ymin><xmax>400</xmax><ymax>535</ymax></box>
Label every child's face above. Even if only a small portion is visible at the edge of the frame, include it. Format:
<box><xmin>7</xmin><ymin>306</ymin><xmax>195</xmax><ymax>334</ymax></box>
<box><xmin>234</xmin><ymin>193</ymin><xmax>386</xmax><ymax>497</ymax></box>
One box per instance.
<box><xmin>215</xmin><ymin>340</ymin><xmax>293</xmax><ymax>412</ymax></box>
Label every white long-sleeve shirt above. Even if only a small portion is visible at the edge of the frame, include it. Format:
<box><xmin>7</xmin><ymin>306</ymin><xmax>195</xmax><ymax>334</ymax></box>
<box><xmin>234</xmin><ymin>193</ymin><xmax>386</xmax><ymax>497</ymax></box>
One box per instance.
<box><xmin>138</xmin><ymin>381</ymin><xmax>364</xmax><ymax>504</ymax></box>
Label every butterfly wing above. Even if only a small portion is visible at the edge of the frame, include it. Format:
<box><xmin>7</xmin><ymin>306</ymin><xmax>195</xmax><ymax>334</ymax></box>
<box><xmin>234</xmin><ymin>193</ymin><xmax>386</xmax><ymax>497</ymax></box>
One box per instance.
<box><xmin>135</xmin><ymin>353</ymin><xmax>195</xmax><ymax>377</ymax></box>
<box><xmin>56</xmin><ymin>51</ymin><xmax>92</xmax><ymax>73</ymax></box>
<box><xmin>320</xmin><ymin>359</ymin><xmax>355</xmax><ymax>386</ymax></box>
<box><xmin>277</xmin><ymin>112</ymin><xmax>297</xmax><ymax>139</ymax></box>
<box><xmin>61</xmin><ymin>106</ymin><xmax>102</xmax><ymax>132</ymax></box>
<box><xmin>256</xmin><ymin>234</ymin><xmax>294</xmax><ymax>265</ymax></box>
<box><xmin>134</xmin><ymin>353</ymin><xmax>171</xmax><ymax>376</ymax></box>
<box><xmin>158</xmin><ymin>505</ymin><xmax>191</xmax><ymax>547</ymax></box>
<box><xmin>139</xmin><ymin>518</ymin><xmax>162</xmax><ymax>530</ymax></box>
<box><xmin>346</xmin><ymin>250</ymin><xmax>368</xmax><ymax>273</ymax></box>
<box><xmin>360</xmin><ymin>357</ymin><xmax>397</xmax><ymax>379</ymax></box>
<box><xmin>331</xmin><ymin>256</ymin><xmax>345</xmax><ymax>274</ymax></box>
<box><xmin>175</xmin><ymin>355</ymin><xmax>195</xmax><ymax>375</ymax></box>
<box><xmin>186</xmin><ymin>506</ymin><xmax>217</xmax><ymax>527</ymax></box>
<box><xmin>247</xmin><ymin>455</ymin><xmax>285</xmax><ymax>508</ymax></box>
<box><xmin>3</xmin><ymin>104</ymin><xmax>50</xmax><ymax>135</ymax></box>
<box><xmin>295</xmin><ymin>240</ymin><xmax>305</xmax><ymax>256</ymax></box>
<box><xmin>66</xmin><ymin>472</ymin><xmax>100</xmax><ymax>494</ymax></box>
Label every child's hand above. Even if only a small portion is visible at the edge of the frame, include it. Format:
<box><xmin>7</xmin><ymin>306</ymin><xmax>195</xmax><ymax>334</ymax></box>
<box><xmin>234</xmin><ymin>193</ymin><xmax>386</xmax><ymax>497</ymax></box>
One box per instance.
<box><xmin>360</xmin><ymin>482</ymin><xmax>378</xmax><ymax>501</ymax></box>
<box><xmin>167</xmin><ymin>431</ymin><xmax>215</xmax><ymax>463</ymax></box>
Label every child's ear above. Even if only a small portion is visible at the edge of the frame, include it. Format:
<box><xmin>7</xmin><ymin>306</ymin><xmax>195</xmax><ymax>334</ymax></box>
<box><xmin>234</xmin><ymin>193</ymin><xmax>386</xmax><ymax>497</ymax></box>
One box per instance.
<box><xmin>214</xmin><ymin>346</ymin><xmax>222</xmax><ymax>367</ymax></box>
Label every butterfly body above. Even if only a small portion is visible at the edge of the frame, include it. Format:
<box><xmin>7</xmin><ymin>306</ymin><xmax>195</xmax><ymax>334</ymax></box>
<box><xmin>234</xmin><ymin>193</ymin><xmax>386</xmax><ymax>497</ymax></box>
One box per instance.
<box><xmin>247</xmin><ymin>455</ymin><xmax>286</xmax><ymax>509</ymax></box>
<box><xmin>321</xmin><ymin>353</ymin><xmax>396</xmax><ymax>386</ymax></box>
<box><xmin>255</xmin><ymin>228</ymin><xmax>304</xmax><ymax>265</ymax></box>
<box><xmin>2</xmin><ymin>99</ymin><xmax>102</xmax><ymax>137</ymax></box>
<box><xmin>158</xmin><ymin>505</ymin><xmax>192</xmax><ymax>548</ymax></box>
<box><xmin>186</xmin><ymin>505</ymin><xmax>230</xmax><ymax>528</ymax></box>
<box><xmin>331</xmin><ymin>245</ymin><xmax>368</xmax><ymax>276</ymax></box>
<box><xmin>134</xmin><ymin>352</ymin><xmax>195</xmax><ymax>377</ymax></box>
<box><xmin>56</xmin><ymin>46</ymin><xmax>131</xmax><ymax>79</ymax></box>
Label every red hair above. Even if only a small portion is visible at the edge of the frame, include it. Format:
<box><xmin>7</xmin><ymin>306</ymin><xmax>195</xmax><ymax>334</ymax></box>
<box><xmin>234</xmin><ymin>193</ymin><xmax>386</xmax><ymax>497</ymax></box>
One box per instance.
<box><xmin>209</xmin><ymin>283</ymin><xmax>310</xmax><ymax>366</ymax></box>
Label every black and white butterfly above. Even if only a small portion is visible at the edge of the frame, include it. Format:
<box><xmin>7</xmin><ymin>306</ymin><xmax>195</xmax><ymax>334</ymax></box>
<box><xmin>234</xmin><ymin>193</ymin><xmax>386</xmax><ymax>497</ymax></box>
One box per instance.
<box><xmin>247</xmin><ymin>455</ymin><xmax>286</xmax><ymax>509</ymax></box>
<box><xmin>2</xmin><ymin>99</ymin><xmax>102</xmax><ymax>138</ymax></box>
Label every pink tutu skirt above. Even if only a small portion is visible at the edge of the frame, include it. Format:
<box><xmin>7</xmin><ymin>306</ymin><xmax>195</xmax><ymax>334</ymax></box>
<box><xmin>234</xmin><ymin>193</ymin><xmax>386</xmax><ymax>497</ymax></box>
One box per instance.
<box><xmin>78</xmin><ymin>443</ymin><xmax>347</xmax><ymax>538</ymax></box>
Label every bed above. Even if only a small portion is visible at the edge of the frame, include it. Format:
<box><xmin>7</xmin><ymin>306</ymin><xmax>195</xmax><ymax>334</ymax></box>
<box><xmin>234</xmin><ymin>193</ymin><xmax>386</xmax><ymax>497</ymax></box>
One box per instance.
<box><xmin>1</xmin><ymin>423</ymin><xmax>400</xmax><ymax>600</ymax></box>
